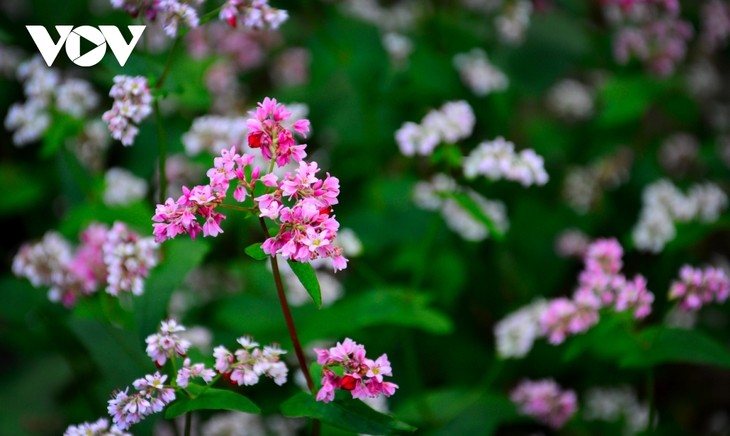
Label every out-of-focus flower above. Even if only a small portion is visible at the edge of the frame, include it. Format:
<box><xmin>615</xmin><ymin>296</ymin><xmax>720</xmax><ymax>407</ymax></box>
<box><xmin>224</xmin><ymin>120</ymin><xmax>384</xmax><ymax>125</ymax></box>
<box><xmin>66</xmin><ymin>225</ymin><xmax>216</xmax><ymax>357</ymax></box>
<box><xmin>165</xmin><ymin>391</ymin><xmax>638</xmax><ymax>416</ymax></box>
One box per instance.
<box><xmin>202</xmin><ymin>412</ymin><xmax>266</xmax><ymax>436</ymax></box>
<box><xmin>219</xmin><ymin>0</ymin><xmax>288</xmax><ymax>30</ymax></box>
<box><xmin>341</xmin><ymin>0</ymin><xmax>419</xmax><ymax>32</ymax></box>
<box><xmin>382</xmin><ymin>32</ymin><xmax>413</xmax><ymax>67</ymax></box>
<box><xmin>453</xmin><ymin>48</ymin><xmax>508</xmax><ymax>96</ymax></box>
<box><xmin>563</xmin><ymin>148</ymin><xmax>633</xmax><ymax>214</ymax></box>
<box><xmin>668</xmin><ymin>265</ymin><xmax>729</xmax><ymax>311</ymax></box>
<box><xmin>111</xmin><ymin>0</ymin><xmax>202</xmax><ymax>37</ymax></box>
<box><xmin>67</xmin><ymin>120</ymin><xmax>112</xmax><ymax>173</ymax></box>
<box><xmin>396</xmin><ymin>101</ymin><xmax>475</xmax><ymax>156</ymax></box>
<box><xmin>494</xmin><ymin>299</ymin><xmax>548</xmax><ymax>359</ymax></box>
<box><xmin>462</xmin><ymin>137</ymin><xmax>549</xmax><ymax>187</ymax></box>
<box><xmin>554</xmin><ymin>228</ymin><xmax>590</xmax><ymax>258</ymax></box>
<box><xmin>510</xmin><ymin>378</ymin><xmax>577</xmax><ymax>429</ymax></box>
<box><xmin>182</xmin><ymin>115</ymin><xmax>249</xmax><ymax>156</ymax></box>
<box><xmin>104</xmin><ymin>168</ymin><xmax>148</xmax><ymax>206</ymax></box>
<box><xmin>546</xmin><ymin>79</ymin><xmax>595</xmax><ymax>121</ymax></box>
<box><xmin>583</xmin><ymin>385</ymin><xmax>650</xmax><ymax>435</ymax></box>
<box><xmin>700</xmin><ymin>0</ymin><xmax>730</xmax><ymax>52</ymax></box>
<box><xmin>55</xmin><ymin>78</ymin><xmax>99</xmax><ymax>118</ymax></box>
<box><xmin>145</xmin><ymin>319</ymin><xmax>192</xmax><ymax>367</ymax></box>
<box><xmin>658</xmin><ymin>132</ymin><xmax>698</xmax><ymax>175</ymax></box>
<box><xmin>495</xmin><ymin>0</ymin><xmax>532</xmax><ymax>44</ymax></box>
<box><xmin>271</xmin><ymin>47</ymin><xmax>311</xmax><ymax>88</ymax></box>
<box><xmin>64</xmin><ymin>417</ymin><xmax>131</xmax><ymax>436</ymax></box>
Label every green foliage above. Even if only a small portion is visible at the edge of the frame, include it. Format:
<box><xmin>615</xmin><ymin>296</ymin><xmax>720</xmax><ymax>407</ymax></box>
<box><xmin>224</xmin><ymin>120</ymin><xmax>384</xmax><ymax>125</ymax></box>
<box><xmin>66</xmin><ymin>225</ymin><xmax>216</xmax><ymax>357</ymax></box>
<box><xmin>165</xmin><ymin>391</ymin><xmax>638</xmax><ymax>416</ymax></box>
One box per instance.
<box><xmin>287</xmin><ymin>259</ymin><xmax>322</xmax><ymax>308</ymax></box>
<box><xmin>164</xmin><ymin>384</ymin><xmax>260</xmax><ymax>418</ymax></box>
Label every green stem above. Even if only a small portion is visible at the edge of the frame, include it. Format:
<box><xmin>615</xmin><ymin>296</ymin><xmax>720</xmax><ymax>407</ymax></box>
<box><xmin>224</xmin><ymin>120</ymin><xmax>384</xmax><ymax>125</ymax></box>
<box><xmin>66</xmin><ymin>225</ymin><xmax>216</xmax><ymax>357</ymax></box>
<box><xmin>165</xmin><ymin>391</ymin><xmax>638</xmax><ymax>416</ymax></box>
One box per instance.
<box><xmin>646</xmin><ymin>368</ymin><xmax>656</xmax><ymax>433</ymax></box>
<box><xmin>155</xmin><ymin>37</ymin><xmax>179</xmax><ymax>91</ymax></box>
<box><xmin>154</xmin><ymin>99</ymin><xmax>167</xmax><ymax>204</ymax></box>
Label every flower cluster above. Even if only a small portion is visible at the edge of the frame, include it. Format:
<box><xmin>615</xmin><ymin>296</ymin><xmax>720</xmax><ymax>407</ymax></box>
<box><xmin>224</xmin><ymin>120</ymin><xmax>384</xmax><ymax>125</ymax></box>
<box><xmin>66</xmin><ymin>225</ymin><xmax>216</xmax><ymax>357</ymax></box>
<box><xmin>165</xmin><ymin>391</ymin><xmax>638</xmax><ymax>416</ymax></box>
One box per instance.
<box><xmin>413</xmin><ymin>174</ymin><xmax>509</xmax><ymax>241</ymax></box>
<box><xmin>700</xmin><ymin>0</ymin><xmax>730</xmax><ymax>52</ymax></box>
<box><xmin>5</xmin><ymin>56</ymin><xmax>99</xmax><ymax>146</ymax></box>
<box><xmin>540</xmin><ymin>238</ymin><xmax>654</xmax><ymax>344</ymax></box>
<box><xmin>563</xmin><ymin>147</ymin><xmax>634</xmax><ymax>214</ymax></box>
<box><xmin>494</xmin><ymin>299</ymin><xmax>548</xmax><ymax>359</ymax></box>
<box><xmin>103</xmin><ymin>167</ymin><xmax>148</xmax><ymax>206</ymax></box>
<box><xmin>64</xmin><ymin>417</ymin><xmax>131</xmax><ymax>436</ymax></box>
<box><xmin>220</xmin><ymin>0</ymin><xmax>288</xmax><ymax>30</ymax></box>
<box><xmin>111</xmin><ymin>0</ymin><xmax>202</xmax><ymax>37</ymax></box>
<box><xmin>607</xmin><ymin>0</ymin><xmax>692</xmax><ymax>76</ymax></box>
<box><xmin>214</xmin><ymin>336</ymin><xmax>288</xmax><ymax>386</ymax></box>
<box><xmin>154</xmin><ymin>98</ymin><xmax>348</xmax><ymax>271</ymax></box>
<box><xmin>462</xmin><ymin>136</ymin><xmax>549</xmax><ymax>187</ymax></box>
<box><xmin>145</xmin><ymin>319</ymin><xmax>192</xmax><ymax>367</ymax></box>
<box><xmin>314</xmin><ymin>338</ymin><xmax>398</xmax><ymax>403</ymax></box>
<box><xmin>632</xmin><ymin>179</ymin><xmax>728</xmax><ymax>253</ymax></box>
<box><xmin>510</xmin><ymin>378</ymin><xmax>577</xmax><ymax>429</ymax></box>
<box><xmin>102</xmin><ymin>75</ymin><xmax>153</xmax><ymax>146</ymax></box>
<box><xmin>668</xmin><ymin>265</ymin><xmax>729</xmax><ymax>311</ymax></box>
<box><xmin>108</xmin><ymin>372</ymin><xmax>176</xmax><ymax>430</ymax></box>
<box><xmin>495</xmin><ymin>0</ymin><xmax>532</xmax><ymax>45</ymax></box>
<box><xmin>12</xmin><ymin>222</ymin><xmax>158</xmax><ymax>307</ymax></box>
<box><xmin>583</xmin><ymin>385</ymin><xmax>650</xmax><ymax>435</ymax></box>
<box><xmin>181</xmin><ymin>115</ymin><xmax>249</xmax><ymax>156</ymax></box>
<box><xmin>395</xmin><ymin>100</ymin><xmax>475</xmax><ymax>156</ymax></box>
<box><xmin>452</xmin><ymin>48</ymin><xmax>508</xmax><ymax>96</ymax></box>
<box><xmin>658</xmin><ymin>132</ymin><xmax>698</xmax><ymax>175</ymax></box>
<box><xmin>546</xmin><ymin>79</ymin><xmax>595</xmax><ymax>121</ymax></box>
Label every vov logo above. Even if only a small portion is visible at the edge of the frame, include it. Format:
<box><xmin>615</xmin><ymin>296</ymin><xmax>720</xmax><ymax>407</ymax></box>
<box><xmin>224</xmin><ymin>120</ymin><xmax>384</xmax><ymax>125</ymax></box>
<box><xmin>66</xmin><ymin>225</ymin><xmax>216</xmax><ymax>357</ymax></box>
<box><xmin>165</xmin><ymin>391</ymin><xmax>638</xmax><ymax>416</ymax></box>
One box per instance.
<box><xmin>26</xmin><ymin>25</ymin><xmax>146</xmax><ymax>67</ymax></box>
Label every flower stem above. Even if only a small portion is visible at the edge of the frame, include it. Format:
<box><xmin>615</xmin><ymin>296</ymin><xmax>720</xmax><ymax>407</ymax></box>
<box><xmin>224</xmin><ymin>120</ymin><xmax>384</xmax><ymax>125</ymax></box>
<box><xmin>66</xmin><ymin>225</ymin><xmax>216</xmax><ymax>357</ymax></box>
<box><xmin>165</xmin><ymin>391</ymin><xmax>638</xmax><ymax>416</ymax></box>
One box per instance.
<box><xmin>184</xmin><ymin>411</ymin><xmax>191</xmax><ymax>436</ymax></box>
<box><xmin>154</xmin><ymin>99</ymin><xmax>167</xmax><ymax>205</ymax></box>
<box><xmin>258</xmin><ymin>217</ymin><xmax>315</xmax><ymax>393</ymax></box>
<box><xmin>646</xmin><ymin>368</ymin><xmax>656</xmax><ymax>433</ymax></box>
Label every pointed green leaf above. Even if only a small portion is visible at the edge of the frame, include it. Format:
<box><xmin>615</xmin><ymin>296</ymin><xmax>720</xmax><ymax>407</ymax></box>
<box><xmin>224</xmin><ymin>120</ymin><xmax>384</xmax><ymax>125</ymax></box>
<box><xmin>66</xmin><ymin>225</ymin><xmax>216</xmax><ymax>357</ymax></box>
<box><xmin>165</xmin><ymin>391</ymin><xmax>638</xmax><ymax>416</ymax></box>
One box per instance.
<box><xmin>287</xmin><ymin>260</ymin><xmax>322</xmax><ymax>308</ymax></box>
<box><xmin>281</xmin><ymin>392</ymin><xmax>416</xmax><ymax>434</ymax></box>
<box><xmin>245</xmin><ymin>242</ymin><xmax>269</xmax><ymax>260</ymax></box>
<box><xmin>165</xmin><ymin>384</ymin><xmax>260</xmax><ymax>418</ymax></box>
<box><xmin>621</xmin><ymin>327</ymin><xmax>730</xmax><ymax>369</ymax></box>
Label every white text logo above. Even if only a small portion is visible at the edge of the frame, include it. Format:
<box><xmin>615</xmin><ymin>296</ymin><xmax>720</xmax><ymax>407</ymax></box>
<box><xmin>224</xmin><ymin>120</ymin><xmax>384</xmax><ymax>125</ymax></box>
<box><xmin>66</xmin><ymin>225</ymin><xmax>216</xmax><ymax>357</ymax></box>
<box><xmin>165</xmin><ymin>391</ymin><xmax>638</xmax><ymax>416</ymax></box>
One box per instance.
<box><xmin>26</xmin><ymin>25</ymin><xmax>146</xmax><ymax>67</ymax></box>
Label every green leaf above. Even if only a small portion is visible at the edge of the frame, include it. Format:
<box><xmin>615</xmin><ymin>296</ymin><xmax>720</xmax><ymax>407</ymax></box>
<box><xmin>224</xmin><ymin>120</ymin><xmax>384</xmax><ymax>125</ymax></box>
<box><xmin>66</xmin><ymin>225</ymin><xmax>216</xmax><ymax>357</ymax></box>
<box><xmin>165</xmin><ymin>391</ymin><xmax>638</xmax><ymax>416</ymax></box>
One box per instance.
<box><xmin>135</xmin><ymin>238</ymin><xmax>210</xmax><ymax>340</ymax></box>
<box><xmin>40</xmin><ymin>113</ymin><xmax>82</xmax><ymax>158</ymax></box>
<box><xmin>287</xmin><ymin>260</ymin><xmax>322</xmax><ymax>308</ymax></box>
<box><xmin>621</xmin><ymin>327</ymin><xmax>730</xmax><ymax>369</ymax></box>
<box><xmin>596</xmin><ymin>76</ymin><xmax>663</xmax><ymax>127</ymax></box>
<box><xmin>244</xmin><ymin>242</ymin><xmax>269</xmax><ymax>260</ymax></box>
<box><xmin>165</xmin><ymin>384</ymin><xmax>260</xmax><ymax>418</ymax></box>
<box><xmin>281</xmin><ymin>392</ymin><xmax>416</xmax><ymax>434</ymax></box>
<box><xmin>450</xmin><ymin>192</ymin><xmax>505</xmax><ymax>241</ymax></box>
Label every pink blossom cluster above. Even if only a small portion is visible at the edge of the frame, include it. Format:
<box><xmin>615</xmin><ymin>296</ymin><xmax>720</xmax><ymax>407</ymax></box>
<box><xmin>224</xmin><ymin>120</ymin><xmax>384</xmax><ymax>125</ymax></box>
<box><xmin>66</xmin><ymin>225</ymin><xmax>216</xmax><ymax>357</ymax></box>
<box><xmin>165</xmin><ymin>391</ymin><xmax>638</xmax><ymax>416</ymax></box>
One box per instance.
<box><xmin>108</xmin><ymin>372</ymin><xmax>176</xmax><ymax>430</ymax></box>
<box><xmin>540</xmin><ymin>238</ymin><xmax>654</xmax><ymax>344</ymax></box>
<box><xmin>608</xmin><ymin>0</ymin><xmax>692</xmax><ymax>76</ymax></box>
<box><xmin>220</xmin><ymin>0</ymin><xmax>289</xmax><ymax>30</ymax></box>
<box><xmin>313</xmin><ymin>338</ymin><xmax>398</xmax><ymax>403</ymax></box>
<box><xmin>176</xmin><ymin>357</ymin><xmax>216</xmax><ymax>388</ymax></box>
<box><xmin>111</xmin><ymin>0</ymin><xmax>201</xmax><ymax>37</ymax></box>
<box><xmin>186</xmin><ymin>23</ymin><xmax>265</xmax><ymax>72</ymax></box>
<box><xmin>145</xmin><ymin>319</ymin><xmax>192</xmax><ymax>367</ymax></box>
<box><xmin>12</xmin><ymin>222</ymin><xmax>158</xmax><ymax>307</ymax></box>
<box><xmin>102</xmin><ymin>75</ymin><xmax>153</xmax><ymax>146</ymax></box>
<box><xmin>668</xmin><ymin>265</ymin><xmax>729</xmax><ymax>311</ymax></box>
<box><xmin>153</xmin><ymin>97</ymin><xmax>348</xmax><ymax>271</ymax></box>
<box><xmin>510</xmin><ymin>378</ymin><xmax>577</xmax><ymax>429</ymax></box>
<box><xmin>213</xmin><ymin>336</ymin><xmax>289</xmax><ymax>386</ymax></box>
<box><xmin>64</xmin><ymin>417</ymin><xmax>131</xmax><ymax>436</ymax></box>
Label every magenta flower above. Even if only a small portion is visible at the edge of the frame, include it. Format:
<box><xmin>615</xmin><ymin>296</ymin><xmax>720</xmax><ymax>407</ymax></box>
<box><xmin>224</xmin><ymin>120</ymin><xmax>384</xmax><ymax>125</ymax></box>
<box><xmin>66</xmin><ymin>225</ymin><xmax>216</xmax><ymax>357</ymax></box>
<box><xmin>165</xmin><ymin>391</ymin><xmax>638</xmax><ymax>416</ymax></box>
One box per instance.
<box><xmin>213</xmin><ymin>336</ymin><xmax>288</xmax><ymax>387</ymax></box>
<box><xmin>145</xmin><ymin>319</ymin><xmax>192</xmax><ymax>367</ymax></box>
<box><xmin>511</xmin><ymin>378</ymin><xmax>577</xmax><ymax>429</ymax></box>
<box><xmin>108</xmin><ymin>372</ymin><xmax>175</xmax><ymax>430</ymax></box>
<box><xmin>313</xmin><ymin>338</ymin><xmax>398</xmax><ymax>403</ymax></box>
<box><xmin>246</xmin><ymin>97</ymin><xmax>310</xmax><ymax>167</ymax></box>
<box><xmin>669</xmin><ymin>265</ymin><xmax>729</xmax><ymax>311</ymax></box>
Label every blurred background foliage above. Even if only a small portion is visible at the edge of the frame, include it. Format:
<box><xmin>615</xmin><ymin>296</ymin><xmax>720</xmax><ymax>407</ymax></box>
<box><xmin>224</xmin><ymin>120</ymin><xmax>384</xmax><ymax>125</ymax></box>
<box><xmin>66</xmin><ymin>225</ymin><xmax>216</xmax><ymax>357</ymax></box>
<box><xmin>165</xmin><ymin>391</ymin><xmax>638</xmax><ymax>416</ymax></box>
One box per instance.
<box><xmin>1</xmin><ymin>0</ymin><xmax>730</xmax><ymax>434</ymax></box>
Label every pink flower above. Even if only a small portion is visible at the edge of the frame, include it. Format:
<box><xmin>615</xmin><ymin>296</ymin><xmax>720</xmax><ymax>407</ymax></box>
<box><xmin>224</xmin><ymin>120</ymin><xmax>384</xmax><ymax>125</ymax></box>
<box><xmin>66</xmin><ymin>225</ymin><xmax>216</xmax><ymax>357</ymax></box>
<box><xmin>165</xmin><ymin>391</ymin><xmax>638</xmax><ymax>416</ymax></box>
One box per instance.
<box><xmin>511</xmin><ymin>378</ymin><xmax>577</xmax><ymax>429</ymax></box>
<box><xmin>246</xmin><ymin>97</ymin><xmax>309</xmax><ymax>167</ymax></box>
<box><xmin>145</xmin><ymin>319</ymin><xmax>191</xmax><ymax>367</ymax></box>
<box><xmin>584</xmin><ymin>238</ymin><xmax>623</xmax><ymax>275</ymax></box>
<box><xmin>669</xmin><ymin>265</ymin><xmax>729</xmax><ymax>311</ymax></box>
<box><xmin>214</xmin><ymin>336</ymin><xmax>288</xmax><ymax>387</ymax></box>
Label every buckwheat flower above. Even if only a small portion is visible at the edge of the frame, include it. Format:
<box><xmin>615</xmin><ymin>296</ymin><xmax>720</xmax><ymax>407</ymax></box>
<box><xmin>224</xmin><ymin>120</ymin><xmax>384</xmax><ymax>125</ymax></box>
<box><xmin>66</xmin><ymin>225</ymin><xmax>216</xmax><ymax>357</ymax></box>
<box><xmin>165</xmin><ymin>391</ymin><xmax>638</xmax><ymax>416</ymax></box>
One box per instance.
<box><xmin>247</xmin><ymin>97</ymin><xmax>310</xmax><ymax>167</ymax></box>
<box><xmin>395</xmin><ymin>121</ymin><xmax>440</xmax><ymax>156</ymax></box>
<box><xmin>202</xmin><ymin>411</ymin><xmax>266</xmax><ymax>436</ymax></box>
<box><xmin>686</xmin><ymin>60</ymin><xmax>722</xmax><ymax>99</ymax></box>
<box><xmin>12</xmin><ymin>231</ymin><xmax>73</xmax><ymax>288</ymax></box>
<box><xmin>145</xmin><ymin>319</ymin><xmax>192</xmax><ymax>367</ymax></box>
<box><xmin>453</xmin><ymin>48</ymin><xmax>508</xmax><ymax>96</ymax></box>
<box><xmin>462</xmin><ymin>137</ymin><xmax>549</xmax><ymax>186</ymax></box>
<box><xmin>67</xmin><ymin>120</ymin><xmax>111</xmax><ymax>172</ymax></box>
<box><xmin>341</xmin><ymin>0</ymin><xmax>418</xmax><ymax>32</ymax></box>
<box><xmin>539</xmin><ymin>298</ymin><xmax>579</xmax><ymax>345</ymax></box>
<box><xmin>441</xmin><ymin>193</ymin><xmax>509</xmax><ymax>241</ymax></box>
<box><xmin>271</xmin><ymin>47</ymin><xmax>311</xmax><ymax>88</ymax></box>
<box><xmin>314</xmin><ymin>338</ymin><xmax>398</xmax><ymax>403</ymax></box>
<box><xmin>176</xmin><ymin>358</ymin><xmax>216</xmax><ymax>388</ymax></box>
<box><xmin>546</xmin><ymin>79</ymin><xmax>594</xmax><ymax>121</ymax></box>
<box><xmin>68</xmin><ymin>223</ymin><xmax>111</xmax><ymax>294</ymax></box>
<box><xmin>4</xmin><ymin>99</ymin><xmax>51</xmax><ymax>146</ymax></box>
<box><xmin>584</xmin><ymin>385</ymin><xmax>650</xmax><ymax>435</ymax></box>
<box><xmin>510</xmin><ymin>378</ymin><xmax>577</xmax><ymax>429</ymax></box>
<box><xmin>55</xmin><ymin>78</ymin><xmax>99</xmax><ymax>118</ymax></box>
<box><xmin>700</xmin><ymin>0</ymin><xmax>730</xmax><ymax>52</ymax></box>
<box><xmin>219</xmin><ymin>0</ymin><xmax>289</xmax><ymax>30</ymax></box>
<box><xmin>584</xmin><ymin>238</ymin><xmax>623</xmax><ymax>275</ymax></box>
<box><xmin>108</xmin><ymin>372</ymin><xmax>175</xmax><ymax>430</ymax></box>
<box><xmin>554</xmin><ymin>228</ymin><xmax>590</xmax><ymax>258</ymax></box>
<box><xmin>494</xmin><ymin>299</ymin><xmax>548</xmax><ymax>359</ymax></box>
<box><xmin>688</xmin><ymin>182</ymin><xmax>728</xmax><ymax>222</ymax></box>
<box><xmin>615</xmin><ymin>275</ymin><xmax>654</xmax><ymax>319</ymax></box>
<box><xmin>215</xmin><ymin>336</ymin><xmax>289</xmax><ymax>386</ymax></box>
<box><xmin>495</xmin><ymin>0</ymin><xmax>532</xmax><ymax>45</ymax></box>
<box><xmin>669</xmin><ymin>265</ymin><xmax>730</xmax><ymax>311</ymax></box>
<box><xmin>103</xmin><ymin>222</ymin><xmax>159</xmax><ymax>296</ymax></box>
<box><xmin>182</xmin><ymin>115</ymin><xmax>249</xmax><ymax>156</ymax></box>
<box><xmin>381</xmin><ymin>32</ymin><xmax>413</xmax><ymax>67</ymax></box>
<box><xmin>0</xmin><ymin>43</ymin><xmax>24</xmax><ymax>79</ymax></box>
<box><xmin>658</xmin><ymin>132</ymin><xmax>698</xmax><ymax>175</ymax></box>
<box><xmin>157</xmin><ymin>0</ymin><xmax>200</xmax><ymax>37</ymax></box>
<box><xmin>17</xmin><ymin>56</ymin><xmax>59</xmax><ymax>102</ymax></box>
<box><xmin>632</xmin><ymin>208</ymin><xmax>676</xmax><ymax>253</ymax></box>
<box><xmin>64</xmin><ymin>417</ymin><xmax>131</xmax><ymax>436</ymax></box>
<box><xmin>423</xmin><ymin>100</ymin><xmax>476</xmax><ymax>144</ymax></box>
<box><xmin>102</xmin><ymin>75</ymin><xmax>153</xmax><ymax>146</ymax></box>
<box><xmin>334</xmin><ymin>228</ymin><xmax>363</xmax><ymax>257</ymax></box>
<box><xmin>104</xmin><ymin>168</ymin><xmax>148</xmax><ymax>206</ymax></box>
